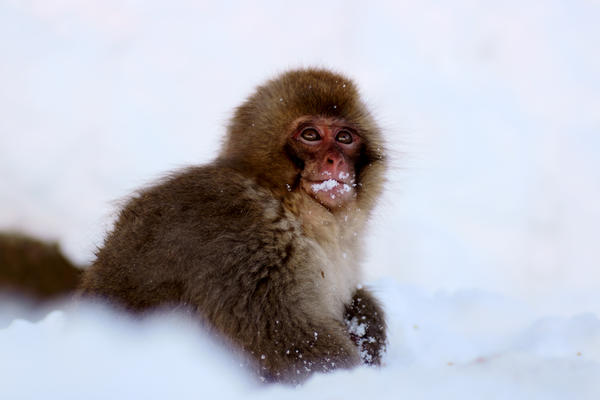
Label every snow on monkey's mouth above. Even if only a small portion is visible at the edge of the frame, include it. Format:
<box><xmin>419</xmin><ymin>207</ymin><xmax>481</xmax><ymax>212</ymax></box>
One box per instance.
<box><xmin>309</xmin><ymin>179</ymin><xmax>352</xmax><ymax>194</ymax></box>
<box><xmin>303</xmin><ymin>178</ymin><xmax>356</xmax><ymax>207</ymax></box>
<box><xmin>299</xmin><ymin>174</ymin><xmax>357</xmax><ymax>208</ymax></box>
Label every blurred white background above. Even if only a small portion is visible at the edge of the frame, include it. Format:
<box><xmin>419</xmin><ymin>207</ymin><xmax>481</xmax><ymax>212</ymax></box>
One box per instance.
<box><xmin>1</xmin><ymin>0</ymin><xmax>599</xmax><ymax>315</ymax></box>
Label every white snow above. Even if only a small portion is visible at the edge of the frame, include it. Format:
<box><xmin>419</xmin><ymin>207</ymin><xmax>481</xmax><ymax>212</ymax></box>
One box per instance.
<box><xmin>1</xmin><ymin>0</ymin><xmax>600</xmax><ymax>398</ymax></box>
<box><xmin>311</xmin><ymin>180</ymin><xmax>351</xmax><ymax>194</ymax></box>
<box><xmin>347</xmin><ymin>317</ymin><xmax>367</xmax><ymax>337</ymax></box>
<box><xmin>311</xmin><ymin>179</ymin><xmax>339</xmax><ymax>192</ymax></box>
<box><xmin>1</xmin><ymin>285</ymin><xmax>599</xmax><ymax>399</ymax></box>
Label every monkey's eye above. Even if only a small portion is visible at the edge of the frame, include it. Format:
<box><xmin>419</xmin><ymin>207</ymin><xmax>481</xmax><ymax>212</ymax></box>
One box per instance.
<box><xmin>336</xmin><ymin>130</ymin><xmax>353</xmax><ymax>144</ymax></box>
<box><xmin>300</xmin><ymin>128</ymin><xmax>321</xmax><ymax>141</ymax></box>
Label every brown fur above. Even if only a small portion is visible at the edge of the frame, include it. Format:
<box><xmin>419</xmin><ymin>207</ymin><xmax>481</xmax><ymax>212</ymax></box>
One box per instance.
<box><xmin>80</xmin><ymin>68</ymin><xmax>387</xmax><ymax>383</ymax></box>
<box><xmin>0</xmin><ymin>232</ymin><xmax>82</xmax><ymax>302</ymax></box>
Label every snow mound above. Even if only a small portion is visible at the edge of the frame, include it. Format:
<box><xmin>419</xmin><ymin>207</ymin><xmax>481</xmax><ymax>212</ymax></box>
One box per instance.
<box><xmin>1</xmin><ymin>280</ymin><xmax>598</xmax><ymax>399</ymax></box>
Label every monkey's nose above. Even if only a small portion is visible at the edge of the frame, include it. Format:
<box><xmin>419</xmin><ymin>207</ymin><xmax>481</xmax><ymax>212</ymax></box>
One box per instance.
<box><xmin>329</xmin><ymin>159</ymin><xmax>346</xmax><ymax>173</ymax></box>
<box><xmin>326</xmin><ymin>153</ymin><xmax>343</xmax><ymax>167</ymax></box>
<box><xmin>322</xmin><ymin>157</ymin><xmax>348</xmax><ymax>181</ymax></box>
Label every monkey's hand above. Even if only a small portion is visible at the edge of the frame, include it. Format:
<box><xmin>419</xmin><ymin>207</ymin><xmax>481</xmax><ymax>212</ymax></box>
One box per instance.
<box><xmin>344</xmin><ymin>287</ymin><xmax>387</xmax><ymax>366</ymax></box>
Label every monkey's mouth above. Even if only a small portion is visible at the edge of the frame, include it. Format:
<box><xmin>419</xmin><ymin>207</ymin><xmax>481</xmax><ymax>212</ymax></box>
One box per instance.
<box><xmin>308</xmin><ymin>179</ymin><xmax>352</xmax><ymax>194</ymax></box>
<box><xmin>300</xmin><ymin>178</ymin><xmax>355</xmax><ymax>208</ymax></box>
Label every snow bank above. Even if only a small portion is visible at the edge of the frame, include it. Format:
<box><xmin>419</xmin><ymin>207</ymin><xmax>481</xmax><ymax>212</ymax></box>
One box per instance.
<box><xmin>0</xmin><ymin>303</ymin><xmax>256</xmax><ymax>399</ymax></box>
<box><xmin>1</xmin><ymin>280</ymin><xmax>598</xmax><ymax>399</ymax></box>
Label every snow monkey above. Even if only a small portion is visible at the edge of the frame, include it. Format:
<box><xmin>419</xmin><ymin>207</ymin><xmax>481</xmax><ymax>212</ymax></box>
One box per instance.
<box><xmin>80</xmin><ymin>68</ymin><xmax>387</xmax><ymax>383</ymax></box>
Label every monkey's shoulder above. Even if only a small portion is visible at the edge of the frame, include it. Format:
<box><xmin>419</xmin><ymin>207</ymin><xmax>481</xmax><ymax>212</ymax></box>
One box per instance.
<box><xmin>119</xmin><ymin>165</ymin><xmax>277</xmax><ymax>223</ymax></box>
<box><xmin>84</xmin><ymin>165</ymin><xmax>299</xmax><ymax>307</ymax></box>
<box><xmin>105</xmin><ymin>165</ymin><xmax>296</xmax><ymax>260</ymax></box>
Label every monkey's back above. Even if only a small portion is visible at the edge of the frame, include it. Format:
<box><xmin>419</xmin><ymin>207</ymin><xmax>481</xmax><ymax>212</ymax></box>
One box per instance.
<box><xmin>83</xmin><ymin>165</ymin><xmax>296</xmax><ymax>309</ymax></box>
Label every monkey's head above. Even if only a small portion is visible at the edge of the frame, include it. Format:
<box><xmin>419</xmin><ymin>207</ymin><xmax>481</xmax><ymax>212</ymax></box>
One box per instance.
<box><xmin>220</xmin><ymin>68</ymin><xmax>386</xmax><ymax>213</ymax></box>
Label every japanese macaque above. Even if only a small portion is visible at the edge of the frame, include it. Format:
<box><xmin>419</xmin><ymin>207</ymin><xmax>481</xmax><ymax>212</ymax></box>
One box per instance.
<box><xmin>80</xmin><ymin>68</ymin><xmax>387</xmax><ymax>383</ymax></box>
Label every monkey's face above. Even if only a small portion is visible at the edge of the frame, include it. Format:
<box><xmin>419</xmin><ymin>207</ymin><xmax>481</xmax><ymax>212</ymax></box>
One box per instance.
<box><xmin>288</xmin><ymin>116</ymin><xmax>362</xmax><ymax>210</ymax></box>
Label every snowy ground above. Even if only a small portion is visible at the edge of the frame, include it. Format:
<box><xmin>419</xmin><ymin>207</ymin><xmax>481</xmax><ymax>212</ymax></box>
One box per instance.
<box><xmin>1</xmin><ymin>283</ymin><xmax>599</xmax><ymax>399</ymax></box>
<box><xmin>1</xmin><ymin>1</ymin><xmax>600</xmax><ymax>399</ymax></box>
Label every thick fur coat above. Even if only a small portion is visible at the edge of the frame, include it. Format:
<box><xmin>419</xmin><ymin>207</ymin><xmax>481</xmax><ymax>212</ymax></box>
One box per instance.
<box><xmin>80</xmin><ymin>68</ymin><xmax>387</xmax><ymax>383</ymax></box>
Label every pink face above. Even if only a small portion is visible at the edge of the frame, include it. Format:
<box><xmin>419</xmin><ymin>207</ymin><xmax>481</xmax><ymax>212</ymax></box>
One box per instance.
<box><xmin>290</xmin><ymin>117</ymin><xmax>362</xmax><ymax>210</ymax></box>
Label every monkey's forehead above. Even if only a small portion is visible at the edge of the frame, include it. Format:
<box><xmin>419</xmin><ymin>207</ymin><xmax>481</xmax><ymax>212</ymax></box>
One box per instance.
<box><xmin>290</xmin><ymin>115</ymin><xmax>354</xmax><ymax>128</ymax></box>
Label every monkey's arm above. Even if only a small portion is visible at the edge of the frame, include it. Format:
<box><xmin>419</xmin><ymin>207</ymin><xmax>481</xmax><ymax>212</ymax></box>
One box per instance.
<box><xmin>344</xmin><ymin>287</ymin><xmax>387</xmax><ymax>366</ymax></box>
<box><xmin>188</xmin><ymin>237</ymin><xmax>363</xmax><ymax>384</ymax></box>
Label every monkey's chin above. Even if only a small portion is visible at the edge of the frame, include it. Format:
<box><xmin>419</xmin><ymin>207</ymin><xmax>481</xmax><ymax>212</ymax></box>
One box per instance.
<box><xmin>301</xmin><ymin>179</ymin><xmax>355</xmax><ymax>211</ymax></box>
